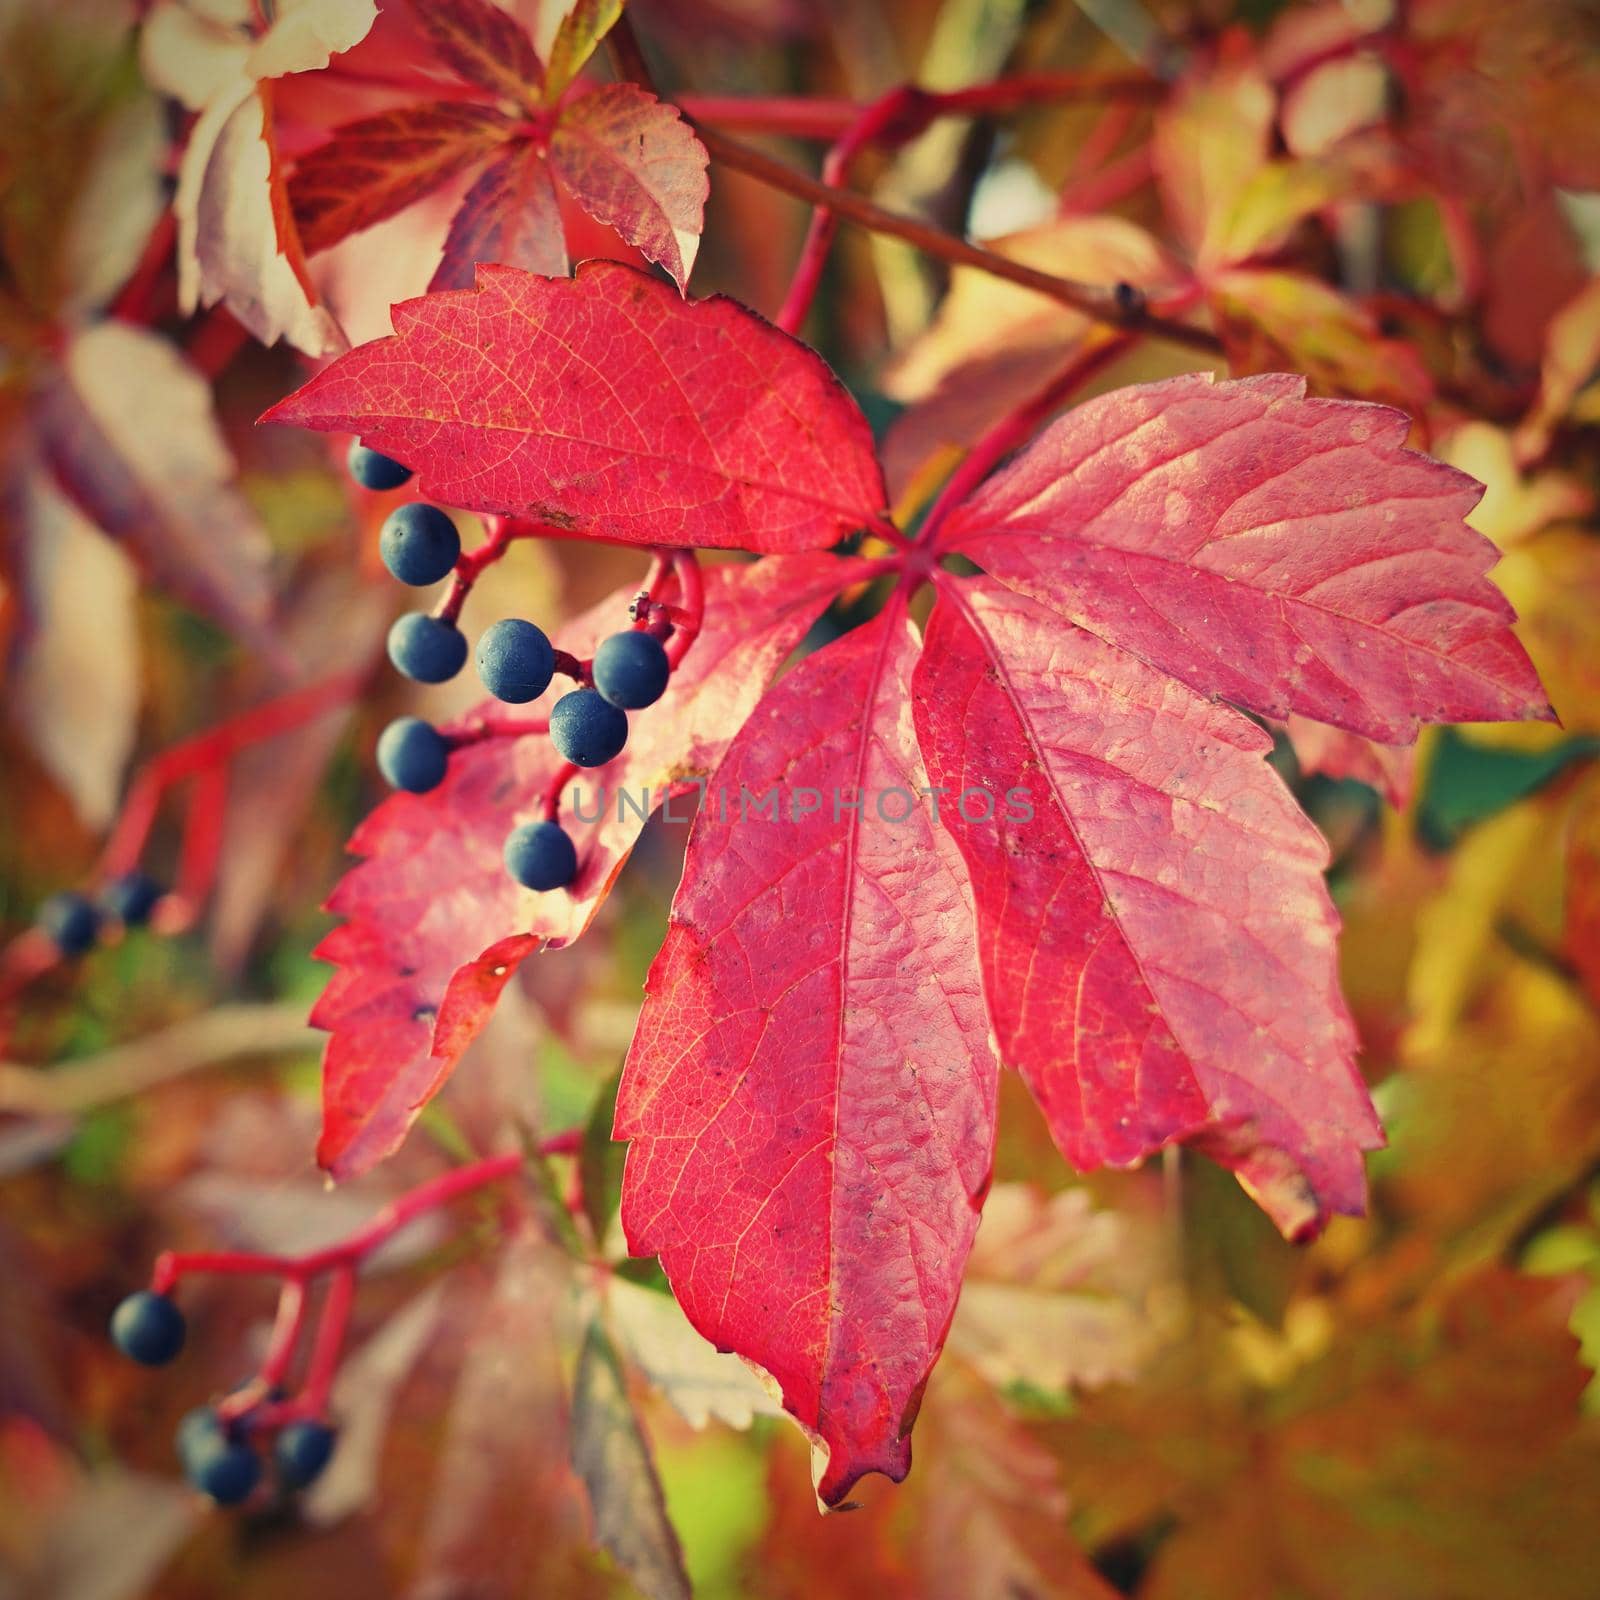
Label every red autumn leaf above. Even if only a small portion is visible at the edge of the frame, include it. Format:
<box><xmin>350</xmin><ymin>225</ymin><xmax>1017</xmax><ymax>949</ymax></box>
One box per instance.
<box><xmin>934</xmin><ymin>373</ymin><xmax>1550</xmax><ymax>743</ymax></box>
<box><xmin>548</xmin><ymin>84</ymin><xmax>709</xmax><ymax>290</ymax></box>
<box><xmin>281</xmin><ymin>0</ymin><xmax>706</xmax><ymax>292</ymax></box>
<box><xmin>272</xmin><ymin>269</ymin><xmax>1546</xmax><ymax>1498</ymax></box>
<box><xmin>262</xmin><ymin>261</ymin><xmax>889</xmax><ymax>552</ymax></box>
<box><xmin>412</xmin><ymin>0</ymin><xmax>545</xmax><ymax>111</ymax></box>
<box><xmin>912</xmin><ymin>578</ymin><xmax>1379</xmax><ymax>1239</ymax></box>
<box><xmin>432</xmin><ymin>142</ymin><xmax>568</xmax><ymax>288</ymax></box>
<box><xmin>314</xmin><ymin>554</ymin><xmax>851</xmax><ymax>1177</ymax></box>
<box><xmin>614</xmin><ymin>606</ymin><xmax>998</xmax><ymax>1507</ymax></box>
<box><xmin>288</xmin><ymin>102</ymin><xmax>517</xmax><ymax>256</ymax></box>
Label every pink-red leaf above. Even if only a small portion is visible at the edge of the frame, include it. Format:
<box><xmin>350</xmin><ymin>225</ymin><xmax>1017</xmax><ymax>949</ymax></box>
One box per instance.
<box><xmin>411</xmin><ymin>0</ymin><xmax>544</xmax><ymax>109</ymax></box>
<box><xmin>261</xmin><ymin>261</ymin><xmax>888</xmax><ymax>552</ymax></box>
<box><xmin>314</xmin><ymin>555</ymin><xmax>851</xmax><ymax>1177</ymax></box>
<box><xmin>549</xmin><ymin>84</ymin><xmax>709</xmax><ymax>290</ymax></box>
<box><xmin>289</xmin><ymin>102</ymin><xmax>516</xmax><ymax>256</ymax></box>
<box><xmin>913</xmin><ymin>579</ymin><xmax>1381</xmax><ymax>1238</ymax></box>
<box><xmin>614</xmin><ymin>606</ymin><xmax>998</xmax><ymax>1506</ymax></box>
<box><xmin>936</xmin><ymin>374</ymin><xmax>1550</xmax><ymax>744</ymax></box>
<box><xmin>431</xmin><ymin>141</ymin><xmax>567</xmax><ymax>289</ymax></box>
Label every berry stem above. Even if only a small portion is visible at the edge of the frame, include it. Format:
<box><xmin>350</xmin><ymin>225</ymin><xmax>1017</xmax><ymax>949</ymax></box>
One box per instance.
<box><xmin>541</xmin><ymin>762</ymin><xmax>582</xmax><ymax>823</ymax></box>
<box><xmin>663</xmin><ymin>550</ymin><xmax>704</xmax><ymax>670</ymax></box>
<box><xmin>149</xmin><ymin>1148</ymin><xmax>542</xmax><ymax>1295</ymax></box>
<box><xmin>916</xmin><ymin>331</ymin><xmax>1138</xmax><ymax>548</ymax></box>
<box><xmin>443</xmin><ymin>714</ymin><xmax>551</xmax><ymax>748</ymax></box>
<box><xmin>259</xmin><ymin>1277</ymin><xmax>309</xmax><ymax>1391</ymax></box>
<box><xmin>551</xmin><ymin>648</ymin><xmax>591</xmax><ymax>685</ymax></box>
<box><xmin>435</xmin><ymin>513</ymin><xmax>565</xmax><ymax>626</ymax></box>
<box><xmin>302</xmin><ymin>1266</ymin><xmax>356</xmax><ymax>1412</ymax></box>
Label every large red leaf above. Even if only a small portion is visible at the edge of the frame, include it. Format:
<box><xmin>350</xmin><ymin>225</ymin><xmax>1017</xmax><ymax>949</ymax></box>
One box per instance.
<box><xmin>936</xmin><ymin>374</ymin><xmax>1550</xmax><ymax>743</ymax></box>
<box><xmin>548</xmin><ymin>84</ymin><xmax>709</xmax><ymax>291</ymax></box>
<box><xmin>261</xmin><ymin>260</ymin><xmax>888</xmax><ymax>552</ymax></box>
<box><xmin>289</xmin><ymin>102</ymin><xmax>516</xmax><ymax>255</ymax></box>
<box><xmin>614</xmin><ymin>606</ymin><xmax>998</xmax><ymax>1507</ymax></box>
<box><xmin>314</xmin><ymin>555</ymin><xmax>853</xmax><ymax>1177</ymax></box>
<box><xmin>912</xmin><ymin>578</ymin><xmax>1380</xmax><ymax>1238</ymax></box>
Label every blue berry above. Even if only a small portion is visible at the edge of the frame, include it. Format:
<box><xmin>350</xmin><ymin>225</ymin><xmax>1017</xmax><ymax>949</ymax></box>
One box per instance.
<box><xmin>477</xmin><ymin>618</ymin><xmax>556</xmax><ymax>703</ymax></box>
<box><xmin>593</xmin><ymin>630</ymin><xmax>671</xmax><ymax>709</ymax></box>
<box><xmin>176</xmin><ymin>1406</ymin><xmax>226</xmax><ymax>1469</ymax></box>
<box><xmin>38</xmin><ymin>891</ymin><xmax>100</xmax><ymax>957</ymax></box>
<box><xmin>549</xmin><ymin>689</ymin><xmax>628</xmax><ymax>767</ymax></box>
<box><xmin>274</xmin><ymin>1420</ymin><xmax>337</xmax><ymax>1489</ymax></box>
<box><xmin>387</xmin><ymin>613</ymin><xmax>467</xmax><ymax>683</ymax></box>
<box><xmin>503</xmin><ymin>821</ymin><xmax>578</xmax><ymax>891</ymax></box>
<box><xmin>109</xmin><ymin>1290</ymin><xmax>186</xmax><ymax>1365</ymax></box>
<box><xmin>189</xmin><ymin>1438</ymin><xmax>261</xmax><ymax>1506</ymax></box>
<box><xmin>102</xmin><ymin>871</ymin><xmax>163</xmax><ymax>926</ymax></box>
<box><xmin>347</xmin><ymin>442</ymin><xmax>412</xmax><ymax>491</ymax></box>
<box><xmin>377</xmin><ymin>717</ymin><xmax>449</xmax><ymax>794</ymax></box>
<box><xmin>379</xmin><ymin>503</ymin><xmax>460</xmax><ymax>586</ymax></box>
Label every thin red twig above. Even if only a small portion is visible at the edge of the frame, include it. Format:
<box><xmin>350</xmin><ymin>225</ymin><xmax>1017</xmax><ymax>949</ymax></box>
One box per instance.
<box><xmin>98</xmin><ymin>670</ymin><xmax>368</xmax><ymax>880</ymax></box>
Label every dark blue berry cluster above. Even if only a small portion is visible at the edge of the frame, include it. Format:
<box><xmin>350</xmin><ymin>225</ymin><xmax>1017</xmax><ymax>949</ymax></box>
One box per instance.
<box><xmin>34</xmin><ymin>871</ymin><xmax>165</xmax><ymax>958</ymax></box>
<box><xmin>110</xmin><ymin>1289</ymin><xmax>337</xmax><ymax>1506</ymax></box>
<box><xmin>350</xmin><ymin>447</ymin><xmax>678</xmax><ymax>900</ymax></box>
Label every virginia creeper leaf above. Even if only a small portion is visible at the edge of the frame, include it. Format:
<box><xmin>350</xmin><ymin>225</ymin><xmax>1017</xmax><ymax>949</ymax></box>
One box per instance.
<box><xmin>159</xmin><ymin>0</ymin><xmax>374</xmax><ymax>355</ymax></box>
<box><xmin>288</xmin><ymin>102</ymin><xmax>517</xmax><ymax>255</ymax></box>
<box><xmin>912</xmin><ymin>578</ymin><xmax>1380</xmax><ymax>1238</ymax></box>
<box><xmin>412</xmin><ymin>0</ymin><xmax>544</xmax><ymax>110</ymax></box>
<box><xmin>614</xmin><ymin>607</ymin><xmax>998</xmax><ymax>1506</ymax></box>
<box><xmin>431</xmin><ymin>141</ymin><xmax>567</xmax><ymax>289</ymax></box>
<box><xmin>570</xmin><ymin>1317</ymin><xmax>691</xmax><ymax>1600</ymax></box>
<box><xmin>548</xmin><ymin>84</ymin><xmax>709</xmax><ymax>290</ymax></box>
<box><xmin>314</xmin><ymin>555</ymin><xmax>851</xmax><ymax>1177</ymax></box>
<box><xmin>7</xmin><ymin>468</ymin><xmax>140</xmax><ymax>829</ymax></box>
<box><xmin>544</xmin><ymin>0</ymin><xmax>624</xmax><ymax>101</ymax></box>
<box><xmin>262</xmin><ymin>261</ymin><xmax>887</xmax><ymax>551</ymax></box>
<box><xmin>36</xmin><ymin>321</ymin><xmax>277</xmax><ymax>655</ymax></box>
<box><xmin>936</xmin><ymin>373</ymin><xmax>1550</xmax><ymax>743</ymax></box>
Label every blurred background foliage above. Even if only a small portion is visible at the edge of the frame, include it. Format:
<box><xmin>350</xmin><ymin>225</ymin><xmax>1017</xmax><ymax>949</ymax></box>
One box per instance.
<box><xmin>3</xmin><ymin>0</ymin><xmax>1600</xmax><ymax>1596</ymax></box>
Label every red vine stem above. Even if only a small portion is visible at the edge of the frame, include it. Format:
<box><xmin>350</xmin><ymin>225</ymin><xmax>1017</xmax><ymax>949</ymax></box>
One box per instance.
<box><xmin>678</xmin><ymin>73</ymin><xmax>1159</xmax><ymax>140</ymax></box>
<box><xmin>170</xmin><ymin>763</ymin><xmax>230</xmax><ymax>925</ymax></box>
<box><xmin>691</xmin><ymin>122</ymin><xmax>1218</xmax><ymax>354</ymax></box>
<box><xmin>149</xmin><ymin>1147</ymin><xmax>541</xmax><ymax>1295</ymax></box>
<box><xmin>97</xmin><ymin>670</ymin><xmax>367</xmax><ymax>880</ymax></box>
<box><xmin>605</xmin><ymin>18</ymin><xmax>1218</xmax><ymax>356</ymax></box>
<box><xmin>917</xmin><ymin>331</ymin><xmax>1138</xmax><ymax>546</ymax></box>
<box><xmin>777</xmin><ymin>86</ymin><xmax>935</xmax><ymax>335</ymax></box>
